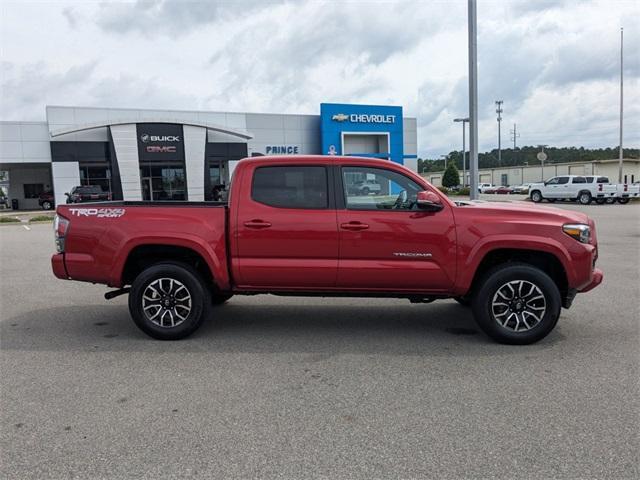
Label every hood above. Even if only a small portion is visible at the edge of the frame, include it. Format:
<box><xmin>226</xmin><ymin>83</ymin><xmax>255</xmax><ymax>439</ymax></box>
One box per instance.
<box><xmin>454</xmin><ymin>200</ymin><xmax>590</xmax><ymax>224</ymax></box>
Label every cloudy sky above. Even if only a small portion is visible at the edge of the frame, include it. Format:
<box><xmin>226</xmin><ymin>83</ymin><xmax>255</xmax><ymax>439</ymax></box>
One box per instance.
<box><xmin>1</xmin><ymin>0</ymin><xmax>638</xmax><ymax>158</ymax></box>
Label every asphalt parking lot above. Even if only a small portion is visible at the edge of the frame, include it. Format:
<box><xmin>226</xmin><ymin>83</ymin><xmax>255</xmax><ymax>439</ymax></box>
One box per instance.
<box><xmin>1</xmin><ymin>202</ymin><xmax>638</xmax><ymax>479</ymax></box>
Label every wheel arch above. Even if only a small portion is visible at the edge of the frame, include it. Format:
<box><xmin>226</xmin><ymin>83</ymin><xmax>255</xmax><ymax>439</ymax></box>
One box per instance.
<box><xmin>464</xmin><ymin>247</ymin><xmax>570</xmax><ymax>305</ymax></box>
<box><xmin>115</xmin><ymin>241</ymin><xmax>227</xmax><ymax>292</ymax></box>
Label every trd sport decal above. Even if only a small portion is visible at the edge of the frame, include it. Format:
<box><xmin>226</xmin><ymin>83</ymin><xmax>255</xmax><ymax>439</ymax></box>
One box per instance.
<box><xmin>69</xmin><ymin>208</ymin><xmax>125</xmax><ymax>218</ymax></box>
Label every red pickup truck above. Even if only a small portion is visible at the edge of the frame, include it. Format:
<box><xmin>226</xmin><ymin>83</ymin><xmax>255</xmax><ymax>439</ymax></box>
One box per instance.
<box><xmin>51</xmin><ymin>156</ymin><xmax>603</xmax><ymax>344</ymax></box>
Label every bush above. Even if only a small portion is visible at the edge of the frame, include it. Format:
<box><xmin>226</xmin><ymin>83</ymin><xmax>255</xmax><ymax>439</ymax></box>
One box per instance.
<box><xmin>453</xmin><ymin>187</ymin><xmax>471</xmax><ymax>196</ymax></box>
<box><xmin>437</xmin><ymin>186</ymin><xmax>449</xmax><ymax>194</ymax></box>
<box><xmin>442</xmin><ymin>162</ymin><xmax>461</xmax><ymax>188</ymax></box>
<box><xmin>29</xmin><ymin>215</ymin><xmax>54</xmax><ymax>223</ymax></box>
<box><xmin>0</xmin><ymin>217</ymin><xmax>20</xmax><ymax>223</ymax></box>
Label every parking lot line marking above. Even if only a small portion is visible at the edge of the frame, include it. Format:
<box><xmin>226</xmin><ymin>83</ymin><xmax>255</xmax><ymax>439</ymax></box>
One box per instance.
<box><xmin>23</xmin><ymin>225</ymin><xmax>31</xmax><ymax>231</ymax></box>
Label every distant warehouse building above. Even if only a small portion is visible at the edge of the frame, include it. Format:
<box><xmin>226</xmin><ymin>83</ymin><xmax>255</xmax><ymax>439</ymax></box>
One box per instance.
<box><xmin>424</xmin><ymin>159</ymin><xmax>640</xmax><ymax>188</ymax></box>
<box><xmin>0</xmin><ymin>103</ymin><xmax>418</xmax><ymax>209</ymax></box>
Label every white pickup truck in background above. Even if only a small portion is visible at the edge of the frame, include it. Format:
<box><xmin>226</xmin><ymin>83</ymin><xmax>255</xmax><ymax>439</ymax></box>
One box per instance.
<box><xmin>613</xmin><ymin>182</ymin><xmax>640</xmax><ymax>204</ymax></box>
<box><xmin>529</xmin><ymin>175</ymin><xmax>637</xmax><ymax>205</ymax></box>
<box><xmin>586</xmin><ymin>176</ymin><xmax>640</xmax><ymax>204</ymax></box>
<box><xmin>529</xmin><ymin>175</ymin><xmax>616</xmax><ymax>205</ymax></box>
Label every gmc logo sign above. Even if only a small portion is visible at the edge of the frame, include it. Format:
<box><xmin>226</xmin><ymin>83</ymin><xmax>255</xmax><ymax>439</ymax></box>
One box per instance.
<box><xmin>146</xmin><ymin>146</ymin><xmax>177</xmax><ymax>153</ymax></box>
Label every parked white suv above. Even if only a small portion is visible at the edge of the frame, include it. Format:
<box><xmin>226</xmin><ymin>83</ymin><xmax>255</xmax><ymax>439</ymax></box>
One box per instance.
<box><xmin>529</xmin><ymin>175</ymin><xmax>616</xmax><ymax>205</ymax></box>
<box><xmin>478</xmin><ymin>183</ymin><xmax>495</xmax><ymax>193</ymax></box>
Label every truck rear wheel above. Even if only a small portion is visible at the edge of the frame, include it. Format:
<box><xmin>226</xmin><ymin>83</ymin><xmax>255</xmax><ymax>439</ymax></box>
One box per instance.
<box><xmin>578</xmin><ymin>192</ymin><xmax>592</xmax><ymax>205</ymax></box>
<box><xmin>617</xmin><ymin>198</ymin><xmax>630</xmax><ymax>204</ymax></box>
<box><xmin>128</xmin><ymin>262</ymin><xmax>210</xmax><ymax>340</ymax></box>
<box><xmin>471</xmin><ymin>263</ymin><xmax>561</xmax><ymax>345</ymax></box>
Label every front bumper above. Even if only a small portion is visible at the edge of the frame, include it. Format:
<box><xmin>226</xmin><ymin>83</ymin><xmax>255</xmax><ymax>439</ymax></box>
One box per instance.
<box><xmin>579</xmin><ymin>267</ymin><xmax>603</xmax><ymax>293</ymax></box>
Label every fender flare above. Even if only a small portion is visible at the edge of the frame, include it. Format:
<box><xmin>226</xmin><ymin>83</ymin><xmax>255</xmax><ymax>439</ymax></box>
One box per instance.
<box><xmin>456</xmin><ymin>234</ymin><xmax>575</xmax><ymax>294</ymax></box>
<box><xmin>110</xmin><ymin>234</ymin><xmax>230</xmax><ymax>290</ymax></box>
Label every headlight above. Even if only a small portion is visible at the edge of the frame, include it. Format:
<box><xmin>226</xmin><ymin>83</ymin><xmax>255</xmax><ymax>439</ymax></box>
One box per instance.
<box><xmin>563</xmin><ymin>223</ymin><xmax>591</xmax><ymax>244</ymax></box>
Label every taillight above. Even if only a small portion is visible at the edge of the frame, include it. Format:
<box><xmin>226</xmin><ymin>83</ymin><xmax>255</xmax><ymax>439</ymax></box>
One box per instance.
<box><xmin>53</xmin><ymin>214</ymin><xmax>70</xmax><ymax>253</ymax></box>
<box><xmin>598</xmin><ymin>184</ymin><xmax>603</xmax><ymax>191</ymax></box>
<box><xmin>624</xmin><ymin>184</ymin><xmax>628</xmax><ymax>192</ymax></box>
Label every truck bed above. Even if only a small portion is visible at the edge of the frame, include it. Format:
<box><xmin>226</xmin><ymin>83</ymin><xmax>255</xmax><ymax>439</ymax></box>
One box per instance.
<box><xmin>54</xmin><ymin>201</ymin><xmax>229</xmax><ymax>288</ymax></box>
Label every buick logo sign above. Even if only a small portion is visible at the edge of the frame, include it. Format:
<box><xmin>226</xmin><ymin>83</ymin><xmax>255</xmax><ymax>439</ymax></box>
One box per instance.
<box><xmin>140</xmin><ymin>134</ymin><xmax>181</xmax><ymax>142</ymax></box>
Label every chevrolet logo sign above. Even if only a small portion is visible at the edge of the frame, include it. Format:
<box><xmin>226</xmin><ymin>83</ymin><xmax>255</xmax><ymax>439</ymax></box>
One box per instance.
<box><xmin>332</xmin><ymin>113</ymin><xmax>349</xmax><ymax>122</ymax></box>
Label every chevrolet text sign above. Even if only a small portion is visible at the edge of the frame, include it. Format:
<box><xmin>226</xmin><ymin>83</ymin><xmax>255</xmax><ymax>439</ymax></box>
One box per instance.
<box><xmin>332</xmin><ymin>113</ymin><xmax>396</xmax><ymax>124</ymax></box>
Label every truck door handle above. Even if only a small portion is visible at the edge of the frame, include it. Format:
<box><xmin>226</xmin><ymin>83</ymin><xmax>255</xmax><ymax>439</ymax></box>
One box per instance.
<box><xmin>340</xmin><ymin>221</ymin><xmax>369</xmax><ymax>231</ymax></box>
<box><xmin>244</xmin><ymin>219</ymin><xmax>272</xmax><ymax>229</ymax></box>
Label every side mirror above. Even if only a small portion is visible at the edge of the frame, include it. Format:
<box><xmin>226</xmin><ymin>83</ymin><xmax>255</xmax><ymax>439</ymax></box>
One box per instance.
<box><xmin>416</xmin><ymin>191</ymin><xmax>444</xmax><ymax>212</ymax></box>
<box><xmin>64</xmin><ymin>192</ymin><xmax>70</xmax><ymax>196</ymax></box>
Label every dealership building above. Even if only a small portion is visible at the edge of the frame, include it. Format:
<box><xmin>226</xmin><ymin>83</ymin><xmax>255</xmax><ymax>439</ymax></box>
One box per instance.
<box><xmin>0</xmin><ymin>103</ymin><xmax>418</xmax><ymax>209</ymax></box>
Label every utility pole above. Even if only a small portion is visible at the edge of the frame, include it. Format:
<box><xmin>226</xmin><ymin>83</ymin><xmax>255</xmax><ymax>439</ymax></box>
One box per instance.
<box><xmin>495</xmin><ymin>100</ymin><xmax>503</xmax><ymax>166</ymax></box>
<box><xmin>510</xmin><ymin>123</ymin><xmax>519</xmax><ymax>149</ymax></box>
<box><xmin>618</xmin><ymin>27</ymin><xmax>624</xmax><ymax>183</ymax></box>
<box><xmin>454</xmin><ymin>118</ymin><xmax>469</xmax><ymax>186</ymax></box>
<box><xmin>440</xmin><ymin>154</ymin><xmax>448</xmax><ymax>169</ymax></box>
<box><xmin>468</xmin><ymin>0</ymin><xmax>479</xmax><ymax>200</ymax></box>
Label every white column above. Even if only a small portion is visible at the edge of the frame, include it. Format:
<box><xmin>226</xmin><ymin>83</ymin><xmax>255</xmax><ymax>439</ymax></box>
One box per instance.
<box><xmin>110</xmin><ymin>124</ymin><xmax>142</xmax><ymax>201</ymax></box>
<box><xmin>183</xmin><ymin>125</ymin><xmax>206</xmax><ymax>201</ymax></box>
<box><xmin>52</xmin><ymin>161</ymin><xmax>81</xmax><ymax>207</ymax></box>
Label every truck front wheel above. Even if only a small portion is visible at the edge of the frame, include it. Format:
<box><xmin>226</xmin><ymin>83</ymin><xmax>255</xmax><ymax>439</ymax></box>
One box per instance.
<box><xmin>128</xmin><ymin>262</ymin><xmax>210</xmax><ymax>340</ymax></box>
<box><xmin>471</xmin><ymin>263</ymin><xmax>561</xmax><ymax>345</ymax></box>
<box><xmin>530</xmin><ymin>190</ymin><xmax>543</xmax><ymax>203</ymax></box>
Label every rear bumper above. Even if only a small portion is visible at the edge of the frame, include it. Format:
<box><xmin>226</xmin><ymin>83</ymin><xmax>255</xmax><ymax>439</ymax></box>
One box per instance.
<box><xmin>51</xmin><ymin>253</ymin><xmax>68</xmax><ymax>279</ymax></box>
<box><xmin>579</xmin><ymin>268</ymin><xmax>603</xmax><ymax>293</ymax></box>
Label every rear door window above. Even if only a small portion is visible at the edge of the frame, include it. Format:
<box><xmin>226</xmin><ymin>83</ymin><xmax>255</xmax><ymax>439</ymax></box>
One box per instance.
<box><xmin>252</xmin><ymin>166</ymin><xmax>328</xmax><ymax>209</ymax></box>
<box><xmin>572</xmin><ymin>177</ymin><xmax>586</xmax><ymax>184</ymax></box>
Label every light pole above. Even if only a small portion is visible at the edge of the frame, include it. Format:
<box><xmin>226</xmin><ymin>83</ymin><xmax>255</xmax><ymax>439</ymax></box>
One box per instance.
<box><xmin>440</xmin><ymin>154</ymin><xmax>448</xmax><ymax>170</ymax></box>
<box><xmin>495</xmin><ymin>100</ymin><xmax>503</xmax><ymax>166</ymax></box>
<box><xmin>468</xmin><ymin>0</ymin><xmax>479</xmax><ymax>200</ymax></box>
<box><xmin>618</xmin><ymin>27</ymin><xmax>624</xmax><ymax>183</ymax></box>
<box><xmin>454</xmin><ymin>117</ymin><xmax>469</xmax><ymax>186</ymax></box>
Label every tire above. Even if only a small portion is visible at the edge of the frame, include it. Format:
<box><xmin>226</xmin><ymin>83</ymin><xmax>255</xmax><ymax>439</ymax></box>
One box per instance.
<box><xmin>530</xmin><ymin>190</ymin><xmax>543</xmax><ymax>203</ymax></box>
<box><xmin>128</xmin><ymin>262</ymin><xmax>210</xmax><ymax>340</ymax></box>
<box><xmin>605</xmin><ymin>197</ymin><xmax>615</xmax><ymax>204</ymax></box>
<box><xmin>617</xmin><ymin>198</ymin><xmax>630</xmax><ymax>204</ymax></box>
<box><xmin>471</xmin><ymin>263</ymin><xmax>561</xmax><ymax>345</ymax></box>
<box><xmin>212</xmin><ymin>293</ymin><xmax>233</xmax><ymax>305</ymax></box>
<box><xmin>595</xmin><ymin>198</ymin><xmax>606</xmax><ymax>205</ymax></box>
<box><xmin>41</xmin><ymin>201</ymin><xmax>52</xmax><ymax>210</ymax></box>
<box><xmin>578</xmin><ymin>191</ymin><xmax>592</xmax><ymax>205</ymax></box>
<box><xmin>361</xmin><ymin>187</ymin><xmax>370</xmax><ymax>196</ymax></box>
<box><xmin>454</xmin><ymin>296</ymin><xmax>471</xmax><ymax>307</ymax></box>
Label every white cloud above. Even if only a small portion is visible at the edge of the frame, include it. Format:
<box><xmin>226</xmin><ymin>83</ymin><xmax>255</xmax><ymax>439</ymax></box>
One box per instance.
<box><xmin>0</xmin><ymin>0</ymin><xmax>638</xmax><ymax>158</ymax></box>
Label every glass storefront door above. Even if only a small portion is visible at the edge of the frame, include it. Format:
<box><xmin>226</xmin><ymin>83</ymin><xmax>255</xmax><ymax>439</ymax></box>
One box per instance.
<box><xmin>139</xmin><ymin>165</ymin><xmax>186</xmax><ymax>201</ymax></box>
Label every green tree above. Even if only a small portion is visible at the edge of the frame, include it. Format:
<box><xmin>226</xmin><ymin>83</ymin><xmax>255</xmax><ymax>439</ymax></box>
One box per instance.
<box><xmin>442</xmin><ymin>162</ymin><xmax>460</xmax><ymax>188</ymax></box>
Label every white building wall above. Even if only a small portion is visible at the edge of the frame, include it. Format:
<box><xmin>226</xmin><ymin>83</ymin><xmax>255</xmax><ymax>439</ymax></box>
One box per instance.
<box><xmin>109</xmin><ymin>124</ymin><xmax>142</xmax><ymax>201</ymax></box>
<box><xmin>52</xmin><ymin>162</ymin><xmax>80</xmax><ymax>207</ymax></box>
<box><xmin>183</xmin><ymin>125</ymin><xmax>207</xmax><ymax>201</ymax></box>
